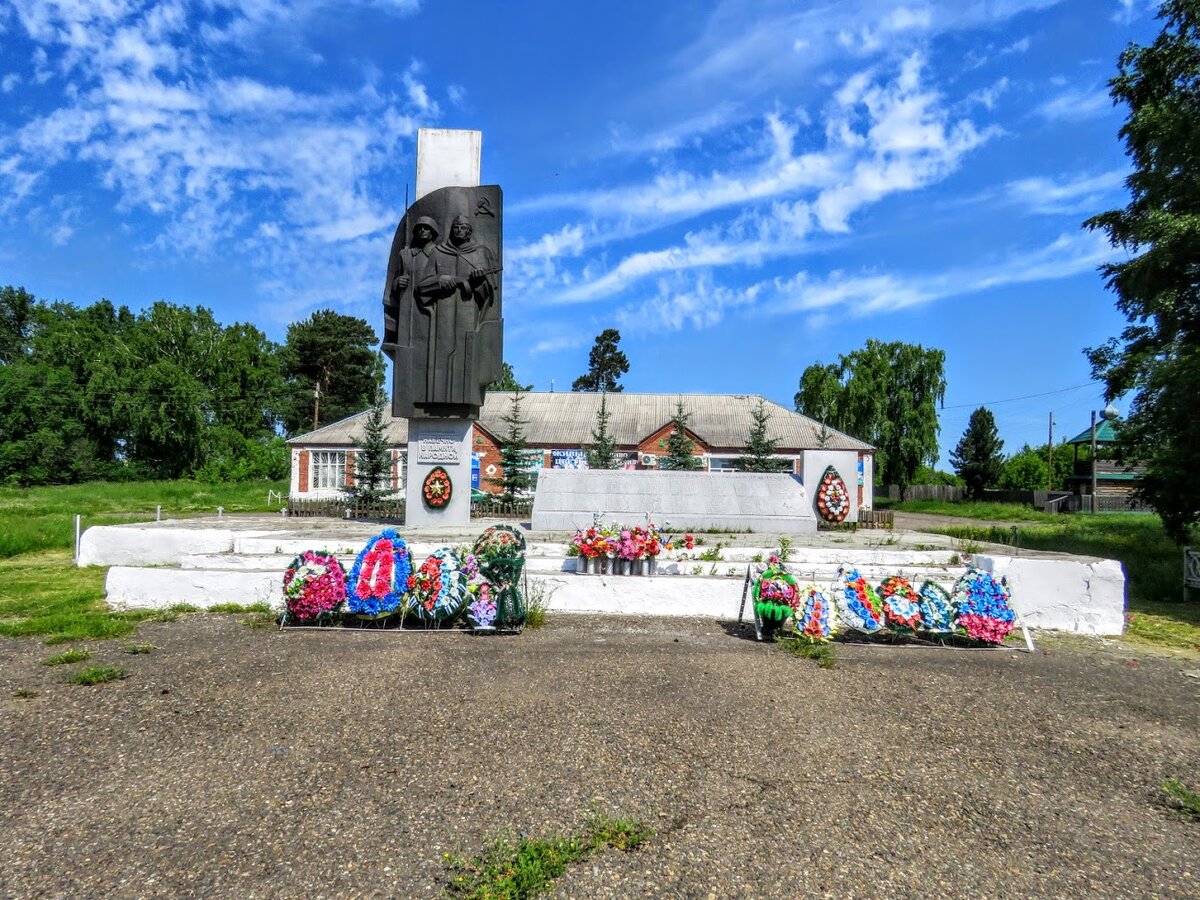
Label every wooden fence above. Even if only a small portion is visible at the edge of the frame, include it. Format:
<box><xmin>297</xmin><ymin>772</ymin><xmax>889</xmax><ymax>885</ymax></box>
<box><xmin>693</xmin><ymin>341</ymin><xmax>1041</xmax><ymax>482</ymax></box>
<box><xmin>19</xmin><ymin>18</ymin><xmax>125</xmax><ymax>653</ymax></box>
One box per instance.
<box><xmin>880</xmin><ymin>484</ymin><xmax>964</xmax><ymax>502</ymax></box>
<box><xmin>286</xmin><ymin>495</ymin><xmax>533</xmax><ymax>521</ymax></box>
<box><xmin>470</xmin><ymin>497</ymin><xmax>533</xmax><ymax>519</ymax></box>
<box><xmin>286</xmin><ymin>497</ymin><xmax>406</xmax><ymax>520</ymax></box>
<box><xmin>858</xmin><ymin>509</ymin><xmax>894</xmax><ymax>529</ymax></box>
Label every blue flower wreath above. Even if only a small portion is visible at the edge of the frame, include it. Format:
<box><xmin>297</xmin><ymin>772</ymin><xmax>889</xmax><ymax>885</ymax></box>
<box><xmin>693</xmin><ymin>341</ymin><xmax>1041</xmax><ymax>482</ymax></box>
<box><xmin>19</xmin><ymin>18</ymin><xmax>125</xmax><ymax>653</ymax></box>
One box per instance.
<box><xmin>346</xmin><ymin>528</ymin><xmax>412</xmax><ymax>617</ymax></box>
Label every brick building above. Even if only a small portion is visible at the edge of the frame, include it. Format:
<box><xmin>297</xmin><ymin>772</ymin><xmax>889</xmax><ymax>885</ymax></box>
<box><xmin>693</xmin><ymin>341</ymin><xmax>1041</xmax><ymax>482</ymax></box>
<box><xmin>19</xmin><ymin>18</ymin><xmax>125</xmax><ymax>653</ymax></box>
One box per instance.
<box><xmin>288</xmin><ymin>392</ymin><xmax>876</xmax><ymax>508</ymax></box>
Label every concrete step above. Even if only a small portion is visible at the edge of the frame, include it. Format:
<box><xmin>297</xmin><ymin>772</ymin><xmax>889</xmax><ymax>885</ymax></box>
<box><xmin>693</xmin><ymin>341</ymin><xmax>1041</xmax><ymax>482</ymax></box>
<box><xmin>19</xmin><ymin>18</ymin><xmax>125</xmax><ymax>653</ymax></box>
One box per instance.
<box><xmin>175</xmin><ymin>550</ymin><xmax>967</xmax><ymax>586</ymax></box>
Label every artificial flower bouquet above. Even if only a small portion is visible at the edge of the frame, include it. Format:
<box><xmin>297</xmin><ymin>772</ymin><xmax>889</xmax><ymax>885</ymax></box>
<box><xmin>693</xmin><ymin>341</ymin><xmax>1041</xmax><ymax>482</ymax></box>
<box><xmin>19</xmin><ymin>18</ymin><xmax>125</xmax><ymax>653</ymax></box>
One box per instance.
<box><xmin>952</xmin><ymin>568</ymin><xmax>1016</xmax><ymax>644</ymax></box>
<box><xmin>282</xmin><ymin>550</ymin><xmax>347</xmax><ymax>622</ymax></box>
<box><xmin>795</xmin><ymin>584</ymin><xmax>836</xmax><ymax>640</ymax></box>
<box><xmin>346</xmin><ymin>529</ymin><xmax>412</xmax><ymax>618</ymax></box>
<box><xmin>878</xmin><ymin>575</ymin><xmax>924</xmax><ymax>632</ymax></box>
<box><xmin>835</xmin><ymin>565</ymin><xmax>885</xmax><ymax>634</ymax></box>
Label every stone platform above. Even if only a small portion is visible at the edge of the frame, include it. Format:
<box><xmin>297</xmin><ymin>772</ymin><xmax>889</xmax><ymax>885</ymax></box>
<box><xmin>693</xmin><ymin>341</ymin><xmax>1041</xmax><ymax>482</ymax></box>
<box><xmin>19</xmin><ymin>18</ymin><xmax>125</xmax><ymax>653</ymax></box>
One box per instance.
<box><xmin>77</xmin><ymin>515</ymin><xmax>1127</xmax><ymax>635</ymax></box>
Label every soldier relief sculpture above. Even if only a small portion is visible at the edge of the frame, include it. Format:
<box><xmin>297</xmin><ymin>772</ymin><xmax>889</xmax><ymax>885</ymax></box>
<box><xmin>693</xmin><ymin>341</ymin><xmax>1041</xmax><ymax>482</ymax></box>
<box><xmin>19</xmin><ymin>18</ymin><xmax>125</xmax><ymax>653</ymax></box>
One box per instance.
<box><xmin>382</xmin><ymin>185</ymin><xmax>503</xmax><ymax>419</ymax></box>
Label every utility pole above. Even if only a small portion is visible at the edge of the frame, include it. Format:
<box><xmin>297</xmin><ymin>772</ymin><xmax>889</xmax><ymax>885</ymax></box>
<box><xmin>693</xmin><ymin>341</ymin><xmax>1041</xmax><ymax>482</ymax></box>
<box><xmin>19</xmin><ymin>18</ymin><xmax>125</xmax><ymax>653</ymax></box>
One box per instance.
<box><xmin>312</xmin><ymin>381</ymin><xmax>321</xmax><ymax>432</ymax></box>
<box><xmin>1047</xmin><ymin>412</ymin><xmax>1054</xmax><ymax>491</ymax></box>
<box><xmin>1090</xmin><ymin>409</ymin><xmax>1098</xmax><ymax>513</ymax></box>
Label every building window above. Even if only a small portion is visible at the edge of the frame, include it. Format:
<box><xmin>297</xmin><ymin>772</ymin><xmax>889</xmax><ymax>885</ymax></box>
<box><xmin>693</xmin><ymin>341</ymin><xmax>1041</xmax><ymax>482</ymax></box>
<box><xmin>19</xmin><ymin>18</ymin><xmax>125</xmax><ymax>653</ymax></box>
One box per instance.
<box><xmin>311</xmin><ymin>451</ymin><xmax>346</xmax><ymax>491</ymax></box>
<box><xmin>708</xmin><ymin>456</ymin><xmax>741</xmax><ymax>472</ymax></box>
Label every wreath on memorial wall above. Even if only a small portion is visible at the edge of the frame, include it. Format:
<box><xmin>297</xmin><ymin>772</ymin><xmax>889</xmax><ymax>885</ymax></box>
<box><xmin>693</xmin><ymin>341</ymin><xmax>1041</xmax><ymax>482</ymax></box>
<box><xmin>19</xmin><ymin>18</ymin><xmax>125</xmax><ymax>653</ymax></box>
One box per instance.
<box><xmin>282</xmin><ymin>551</ymin><xmax>347</xmax><ymax>622</ymax></box>
<box><xmin>422</xmin><ymin>467</ymin><xmax>453</xmax><ymax>508</ymax></box>
<box><xmin>346</xmin><ymin>529</ymin><xmax>412</xmax><ymax>618</ymax></box>
<box><xmin>816</xmin><ymin>466</ymin><xmax>850</xmax><ymax>523</ymax></box>
<box><xmin>916</xmin><ymin>580</ymin><xmax>955</xmax><ymax>633</ymax></box>
<box><xmin>878</xmin><ymin>575</ymin><xmax>924</xmax><ymax>632</ymax></box>
<box><xmin>796</xmin><ymin>584</ymin><xmax>836</xmax><ymax>640</ymax></box>
<box><xmin>407</xmin><ymin>548</ymin><xmax>470</xmax><ymax>622</ymax></box>
<box><xmin>835</xmin><ymin>565</ymin><xmax>885</xmax><ymax>633</ymax></box>
<box><xmin>952</xmin><ymin>568</ymin><xmax>1016</xmax><ymax>644</ymax></box>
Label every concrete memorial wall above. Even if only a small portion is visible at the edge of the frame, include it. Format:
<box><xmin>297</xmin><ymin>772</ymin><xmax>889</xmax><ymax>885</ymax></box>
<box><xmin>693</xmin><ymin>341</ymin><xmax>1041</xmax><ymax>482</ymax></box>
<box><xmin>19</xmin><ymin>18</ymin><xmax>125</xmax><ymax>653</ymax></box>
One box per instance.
<box><xmin>531</xmin><ymin>469</ymin><xmax>818</xmax><ymax>533</ymax></box>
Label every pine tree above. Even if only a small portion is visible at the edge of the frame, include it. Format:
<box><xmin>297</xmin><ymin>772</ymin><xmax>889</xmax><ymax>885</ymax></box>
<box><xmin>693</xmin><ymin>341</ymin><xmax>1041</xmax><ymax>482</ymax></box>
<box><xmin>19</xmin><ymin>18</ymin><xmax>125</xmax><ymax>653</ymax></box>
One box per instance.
<box><xmin>660</xmin><ymin>399</ymin><xmax>702</xmax><ymax>470</ymax></box>
<box><xmin>738</xmin><ymin>398</ymin><xmax>789</xmax><ymax>472</ymax></box>
<box><xmin>572</xmin><ymin>328</ymin><xmax>629</xmax><ymax>392</ymax></box>
<box><xmin>949</xmin><ymin>407</ymin><xmax>1004</xmax><ymax>500</ymax></box>
<box><xmin>586</xmin><ymin>393</ymin><xmax>619</xmax><ymax>469</ymax></box>
<box><xmin>347</xmin><ymin>388</ymin><xmax>395</xmax><ymax>502</ymax></box>
<box><xmin>488</xmin><ymin>388</ymin><xmax>537</xmax><ymax>498</ymax></box>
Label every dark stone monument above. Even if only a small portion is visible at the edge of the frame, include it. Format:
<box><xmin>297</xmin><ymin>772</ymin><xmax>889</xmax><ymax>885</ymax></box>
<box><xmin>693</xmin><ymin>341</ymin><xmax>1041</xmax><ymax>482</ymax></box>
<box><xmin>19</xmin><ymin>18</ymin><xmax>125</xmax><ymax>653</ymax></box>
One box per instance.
<box><xmin>382</xmin><ymin>185</ymin><xmax>503</xmax><ymax>420</ymax></box>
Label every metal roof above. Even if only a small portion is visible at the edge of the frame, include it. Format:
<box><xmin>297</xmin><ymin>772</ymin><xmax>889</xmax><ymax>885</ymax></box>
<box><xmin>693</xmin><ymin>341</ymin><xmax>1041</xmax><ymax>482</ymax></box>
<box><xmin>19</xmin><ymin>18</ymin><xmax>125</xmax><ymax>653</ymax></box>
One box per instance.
<box><xmin>288</xmin><ymin>392</ymin><xmax>875</xmax><ymax>452</ymax></box>
<box><xmin>1066</xmin><ymin>418</ymin><xmax>1120</xmax><ymax>445</ymax></box>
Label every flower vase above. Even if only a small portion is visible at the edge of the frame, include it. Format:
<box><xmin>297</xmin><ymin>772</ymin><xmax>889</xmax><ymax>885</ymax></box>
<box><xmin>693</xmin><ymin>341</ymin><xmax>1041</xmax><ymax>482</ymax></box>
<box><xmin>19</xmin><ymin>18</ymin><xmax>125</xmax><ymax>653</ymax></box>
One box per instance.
<box><xmin>631</xmin><ymin>559</ymin><xmax>643</xmax><ymax>576</ymax></box>
<box><xmin>604</xmin><ymin>555</ymin><xmax>615</xmax><ymax>575</ymax></box>
<box><xmin>575</xmin><ymin>555</ymin><xmax>587</xmax><ymax>574</ymax></box>
<box><xmin>588</xmin><ymin>556</ymin><xmax>600</xmax><ymax>575</ymax></box>
<box><xmin>646</xmin><ymin>557</ymin><xmax>657</xmax><ymax>576</ymax></box>
<box><xmin>620</xmin><ymin>559</ymin><xmax>632</xmax><ymax>576</ymax></box>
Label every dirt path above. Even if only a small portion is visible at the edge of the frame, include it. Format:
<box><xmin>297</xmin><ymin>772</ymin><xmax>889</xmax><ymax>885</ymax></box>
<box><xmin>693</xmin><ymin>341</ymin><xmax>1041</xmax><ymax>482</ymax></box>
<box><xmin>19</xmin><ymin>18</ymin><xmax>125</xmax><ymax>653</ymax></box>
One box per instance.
<box><xmin>2</xmin><ymin>615</ymin><xmax>1197</xmax><ymax>898</ymax></box>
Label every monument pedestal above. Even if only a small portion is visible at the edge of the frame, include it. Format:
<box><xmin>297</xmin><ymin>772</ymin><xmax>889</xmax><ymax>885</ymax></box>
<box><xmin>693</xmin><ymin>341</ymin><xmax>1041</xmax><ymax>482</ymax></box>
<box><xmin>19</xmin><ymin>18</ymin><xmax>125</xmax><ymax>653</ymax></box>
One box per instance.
<box><xmin>406</xmin><ymin>418</ymin><xmax>473</xmax><ymax>527</ymax></box>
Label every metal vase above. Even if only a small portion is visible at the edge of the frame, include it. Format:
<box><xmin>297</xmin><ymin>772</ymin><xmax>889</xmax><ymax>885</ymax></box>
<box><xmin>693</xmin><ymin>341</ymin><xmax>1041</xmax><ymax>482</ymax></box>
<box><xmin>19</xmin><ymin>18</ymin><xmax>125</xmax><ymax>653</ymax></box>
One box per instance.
<box><xmin>647</xmin><ymin>557</ymin><xmax>657</xmax><ymax>576</ymax></box>
<box><xmin>575</xmin><ymin>555</ymin><xmax>588</xmax><ymax>574</ymax></box>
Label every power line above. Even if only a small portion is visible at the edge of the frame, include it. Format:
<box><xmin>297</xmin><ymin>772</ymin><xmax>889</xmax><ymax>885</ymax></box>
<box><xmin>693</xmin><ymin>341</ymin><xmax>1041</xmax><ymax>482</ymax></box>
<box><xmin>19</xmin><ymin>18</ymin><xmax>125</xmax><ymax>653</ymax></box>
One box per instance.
<box><xmin>942</xmin><ymin>381</ymin><xmax>1100</xmax><ymax>411</ymax></box>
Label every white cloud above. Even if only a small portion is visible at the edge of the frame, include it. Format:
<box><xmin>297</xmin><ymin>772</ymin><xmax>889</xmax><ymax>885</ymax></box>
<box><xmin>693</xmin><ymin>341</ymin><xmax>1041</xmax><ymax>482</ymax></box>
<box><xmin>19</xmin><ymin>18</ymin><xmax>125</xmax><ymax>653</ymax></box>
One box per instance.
<box><xmin>967</xmin><ymin>77</ymin><xmax>1010</xmax><ymax>111</ymax></box>
<box><xmin>529</xmin><ymin>334</ymin><xmax>587</xmax><ymax>355</ymax></box>
<box><xmin>767</xmin><ymin>230</ymin><xmax>1117</xmax><ymax>318</ymax></box>
<box><xmin>608</xmin><ymin>230</ymin><xmax>1116</xmax><ymax>334</ymax></box>
<box><xmin>618</xmin><ymin>0</ymin><xmax>1062</xmax><ymax>153</ymax></box>
<box><xmin>517</xmin><ymin>53</ymin><xmax>991</xmax><ymax>299</ymax></box>
<box><xmin>2</xmin><ymin>0</ymin><xmax>426</xmax><ymax>316</ymax></box>
<box><xmin>616</xmin><ymin>271</ymin><xmax>761</xmax><ymax>333</ymax></box>
<box><xmin>1006</xmin><ymin>170</ymin><xmax>1125</xmax><ymax>215</ymax></box>
<box><xmin>1036</xmin><ymin>86</ymin><xmax>1112</xmax><ymax>122</ymax></box>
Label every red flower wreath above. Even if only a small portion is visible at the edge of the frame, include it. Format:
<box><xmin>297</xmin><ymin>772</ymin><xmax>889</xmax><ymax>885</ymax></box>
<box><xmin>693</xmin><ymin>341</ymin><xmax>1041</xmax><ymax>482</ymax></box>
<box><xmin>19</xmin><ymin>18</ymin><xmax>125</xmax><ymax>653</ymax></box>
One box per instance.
<box><xmin>422</xmin><ymin>466</ymin><xmax>453</xmax><ymax>508</ymax></box>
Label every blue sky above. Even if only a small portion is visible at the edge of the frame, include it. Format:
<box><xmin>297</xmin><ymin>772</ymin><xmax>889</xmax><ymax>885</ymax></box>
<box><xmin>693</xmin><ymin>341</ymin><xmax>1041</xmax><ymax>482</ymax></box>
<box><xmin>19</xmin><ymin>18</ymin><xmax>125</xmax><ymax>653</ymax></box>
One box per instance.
<box><xmin>0</xmin><ymin>0</ymin><xmax>1160</xmax><ymax>464</ymax></box>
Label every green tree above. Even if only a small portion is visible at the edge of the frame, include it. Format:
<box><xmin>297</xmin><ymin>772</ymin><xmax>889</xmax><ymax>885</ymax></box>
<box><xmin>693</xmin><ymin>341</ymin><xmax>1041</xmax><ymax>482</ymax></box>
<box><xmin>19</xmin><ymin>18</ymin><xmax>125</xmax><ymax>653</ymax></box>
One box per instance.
<box><xmin>487</xmin><ymin>361</ymin><xmax>532</xmax><ymax>393</ymax></box>
<box><xmin>911</xmin><ymin>465</ymin><xmax>963</xmax><ymax>487</ymax></box>
<box><xmin>346</xmin><ymin>388</ymin><xmax>396</xmax><ymax>502</ymax></box>
<box><xmin>795</xmin><ymin>340</ymin><xmax>946</xmax><ymax>499</ymax></box>
<box><xmin>998</xmin><ymin>445</ymin><xmax>1049</xmax><ymax>492</ymax></box>
<box><xmin>660</xmin><ymin>399</ymin><xmax>701</xmax><ymax>470</ymax></box>
<box><xmin>585</xmin><ymin>393</ymin><xmax>619</xmax><ymax>469</ymax></box>
<box><xmin>572</xmin><ymin>328</ymin><xmax>629</xmax><ymax>392</ymax></box>
<box><xmin>280</xmin><ymin>310</ymin><xmax>379</xmax><ymax>435</ymax></box>
<box><xmin>1084</xmin><ymin>0</ymin><xmax>1200</xmax><ymax>541</ymax></box>
<box><xmin>950</xmin><ymin>407</ymin><xmax>1004</xmax><ymax>500</ymax></box>
<box><xmin>738</xmin><ymin>398</ymin><xmax>789</xmax><ymax>472</ymax></box>
<box><xmin>489</xmin><ymin>388</ymin><xmax>538</xmax><ymax>498</ymax></box>
<box><xmin>0</xmin><ymin>285</ymin><xmax>35</xmax><ymax>364</ymax></box>
<box><xmin>119</xmin><ymin>302</ymin><xmax>281</xmax><ymax>479</ymax></box>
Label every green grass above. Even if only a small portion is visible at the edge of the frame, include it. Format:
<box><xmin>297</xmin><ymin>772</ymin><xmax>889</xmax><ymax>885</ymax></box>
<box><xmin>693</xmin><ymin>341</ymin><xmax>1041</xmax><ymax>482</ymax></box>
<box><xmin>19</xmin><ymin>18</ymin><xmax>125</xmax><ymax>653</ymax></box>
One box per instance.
<box><xmin>68</xmin><ymin>664</ymin><xmax>127</xmax><ymax>685</ymax></box>
<box><xmin>444</xmin><ymin>814</ymin><xmax>652</xmax><ymax>899</ymax></box>
<box><xmin>42</xmin><ymin>647</ymin><xmax>92</xmax><ymax>666</ymax></box>
<box><xmin>0</xmin><ymin>478</ymin><xmax>287</xmax><ymax>559</ymax></box>
<box><xmin>885</xmin><ymin>498</ymin><xmax>1066</xmax><ymax>523</ymax></box>
<box><xmin>0</xmin><ymin>552</ymin><xmax>225</xmax><ymax>644</ymax></box>
<box><xmin>121</xmin><ymin>642</ymin><xmax>157</xmax><ymax>654</ymax></box>
<box><xmin>207</xmin><ymin>602</ymin><xmax>272</xmax><ymax>614</ymax></box>
<box><xmin>0</xmin><ymin>550</ymin><xmax>149</xmax><ymax>643</ymax></box>
<box><xmin>1162</xmin><ymin>778</ymin><xmax>1200</xmax><ymax>821</ymax></box>
<box><xmin>777</xmin><ymin>635</ymin><xmax>836</xmax><ymax>668</ymax></box>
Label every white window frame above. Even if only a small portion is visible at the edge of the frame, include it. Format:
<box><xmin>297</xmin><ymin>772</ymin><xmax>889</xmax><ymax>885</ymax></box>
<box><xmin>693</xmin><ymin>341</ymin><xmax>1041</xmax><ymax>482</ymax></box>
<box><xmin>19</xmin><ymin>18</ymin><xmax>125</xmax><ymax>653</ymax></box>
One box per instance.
<box><xmin>311</xmin><ymin>450</ymin><xmax>346</xmax><ymax>491</ymax></box>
